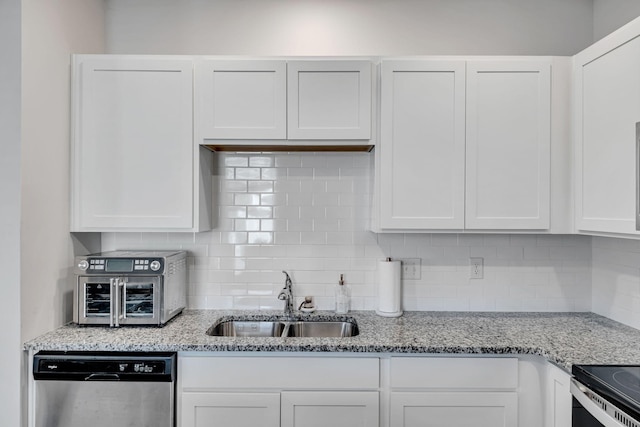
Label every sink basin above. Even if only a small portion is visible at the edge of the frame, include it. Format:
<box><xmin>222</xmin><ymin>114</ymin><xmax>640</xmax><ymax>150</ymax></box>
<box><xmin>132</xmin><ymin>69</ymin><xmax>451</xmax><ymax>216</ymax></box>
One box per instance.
<box><xmin>285</xmin><ymin>321</ymin><xmax>358</xmax><ymax>338</ymax></box>
<box><xmin>207</xmin><ymin>321</ymin><xmax>286</xmax><ymax>337</ymax></box>
<box><xmin>206</xmin><ymin>318</ymin><xmax>359</xmax><ymax>338</ymax></box>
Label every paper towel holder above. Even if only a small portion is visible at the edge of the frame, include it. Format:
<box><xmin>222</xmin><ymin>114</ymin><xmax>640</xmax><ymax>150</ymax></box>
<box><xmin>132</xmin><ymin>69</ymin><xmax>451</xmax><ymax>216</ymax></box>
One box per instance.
<box><xmin>376</xmin><ymin>257</ymin><xmax>403</xmax><ymax>318</ymax></box>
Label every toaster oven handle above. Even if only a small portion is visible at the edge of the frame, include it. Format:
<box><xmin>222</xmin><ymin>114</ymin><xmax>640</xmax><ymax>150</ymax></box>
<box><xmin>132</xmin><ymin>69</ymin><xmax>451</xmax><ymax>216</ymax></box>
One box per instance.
<box><xmin>109</xmin><ymin>278</ymin><xmax>116</xmax><ymax>327</ymax></box>
<box><xmin>121</xmin><ymin>280</ymin><xmax>127</xmax><ymax>321</ymax></box>
<box><xmin>114</xmin><ymin>278</ymin><xmax>124</xmax><ymax>327</ymax></box>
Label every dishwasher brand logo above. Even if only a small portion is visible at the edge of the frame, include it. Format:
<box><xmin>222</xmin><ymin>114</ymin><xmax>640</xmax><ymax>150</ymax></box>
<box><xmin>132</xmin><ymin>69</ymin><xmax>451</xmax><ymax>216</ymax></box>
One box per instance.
<box><xmin>46</xmin><ymin>364</ymin><xmax>58</xmax><ymax>370</ymax></box>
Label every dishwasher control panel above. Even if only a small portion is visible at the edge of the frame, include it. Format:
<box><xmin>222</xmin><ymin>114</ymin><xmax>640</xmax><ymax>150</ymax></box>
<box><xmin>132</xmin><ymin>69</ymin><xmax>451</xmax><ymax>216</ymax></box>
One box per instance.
<box><xmin>33</xmin><ymin>352</ymin><xmax>176</xmax><ymax>381</ymax></box>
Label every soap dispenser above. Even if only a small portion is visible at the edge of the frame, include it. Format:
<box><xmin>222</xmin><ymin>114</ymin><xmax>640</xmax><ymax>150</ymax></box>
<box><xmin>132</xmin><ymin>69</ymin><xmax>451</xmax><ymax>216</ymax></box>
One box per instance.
<box><xmin>335</xmin><ymin>274</ymin><xmax>350</xmax><ymax>314</ymax></box>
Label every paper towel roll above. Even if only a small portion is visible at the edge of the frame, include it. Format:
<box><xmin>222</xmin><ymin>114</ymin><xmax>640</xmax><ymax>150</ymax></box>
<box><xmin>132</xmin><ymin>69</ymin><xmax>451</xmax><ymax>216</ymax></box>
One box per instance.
<box><xmin>376</xmin><ymin>258</ymin><xmax>403</xmax><ymax>317</ymax></box>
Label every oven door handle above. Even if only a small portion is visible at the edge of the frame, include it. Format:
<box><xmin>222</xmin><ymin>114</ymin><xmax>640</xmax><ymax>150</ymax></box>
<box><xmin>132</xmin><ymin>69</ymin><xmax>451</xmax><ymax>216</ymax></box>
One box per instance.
<box><xmin>111</xmin><ymin>278</ymin><xmax>124</xmax><ymax>327</ymax></box>
<box><xmin>571</xmin><ymin>378</ymin><xmax>632</xmax><ymax>427</ymax></box>
<box><xmin>109</xmin><ymin>278</ymin><xmax>116</xmax><ymax>327</ymax></box>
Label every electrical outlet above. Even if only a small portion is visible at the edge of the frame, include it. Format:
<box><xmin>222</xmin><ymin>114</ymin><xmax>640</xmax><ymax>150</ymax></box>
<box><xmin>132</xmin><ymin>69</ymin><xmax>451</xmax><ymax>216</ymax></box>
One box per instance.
<box><xmin>401</xmin><ymin>258</ymin><xmax>421</xmax><ymax>280</ymax></box>
<box><xmin>469</xmin><ymin>257</ymin><xmax>484</xmax><ymax>279</ymax></box>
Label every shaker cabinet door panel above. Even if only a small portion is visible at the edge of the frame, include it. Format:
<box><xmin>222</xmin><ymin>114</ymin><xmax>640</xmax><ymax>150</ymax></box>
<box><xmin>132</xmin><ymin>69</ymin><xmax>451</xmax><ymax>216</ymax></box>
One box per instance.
<box><xmin>287</xmin><ymin>60</ymin><xmax>372</xmax><ymax>140</ymax></box>
<box><xmin>390</xmin><ymin>392</ymin><xmax>518</xmax><ymax>427</ymax></box>
<box><xmin>281</xmin><ymin>391</ymin><xmax>379</xmax><ymax>427</ymax></box>
<box><xmin>196</xmin><ymin>60</ymin><xmax>287</xmax><ymax>140</ymax></box>
<box><xmin>465</xmin><ymin>60</ymin><xmax>551</xmax><ymax>230</ymax></box>
<box><xmin>181</xmin><ymin>392</ymin><xmax>280</xmax><ymax>427</ymax></box>
<box><xmin>379</xmin><ymin>60</ymin><xmax>466</xmax><ymax>229</ymax></box>
<box><xmin>574</xmin><ymin>35</ymin><xmax>640</xmax><ymax>235</ymax></box>
<box><xmin>71</xmin><ymin>56</ymin><xmax>194</xmax><ymax>231</ymax></box>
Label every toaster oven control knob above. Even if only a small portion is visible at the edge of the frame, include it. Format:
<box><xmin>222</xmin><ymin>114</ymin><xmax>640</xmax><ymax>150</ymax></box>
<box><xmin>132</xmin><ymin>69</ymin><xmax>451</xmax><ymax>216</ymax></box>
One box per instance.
<box><xmin>150</xmin><ymin>260</ymin><xmax>161</xmax><ymax>272</ymax></box>
<box><xmin>78</xmin><ymin>260</ymin><xmax>89</xmax><ymax>271</ymax></box>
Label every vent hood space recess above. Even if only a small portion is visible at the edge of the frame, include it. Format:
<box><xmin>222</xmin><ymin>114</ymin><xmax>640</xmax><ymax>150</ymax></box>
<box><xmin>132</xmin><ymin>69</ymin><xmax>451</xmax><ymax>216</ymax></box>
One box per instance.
<box><xmin>203</xmin><ymin>144</ymin><xmax>374</xmax><ymax>153</ymax></box>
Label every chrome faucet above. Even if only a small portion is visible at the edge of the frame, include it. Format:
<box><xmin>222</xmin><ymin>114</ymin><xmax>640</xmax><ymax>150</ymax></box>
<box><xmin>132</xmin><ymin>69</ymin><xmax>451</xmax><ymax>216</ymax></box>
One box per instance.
<box><xmin>278</xmin><ymin>270</ymin><xmax>294</xmax><ymax>316</ymax></box>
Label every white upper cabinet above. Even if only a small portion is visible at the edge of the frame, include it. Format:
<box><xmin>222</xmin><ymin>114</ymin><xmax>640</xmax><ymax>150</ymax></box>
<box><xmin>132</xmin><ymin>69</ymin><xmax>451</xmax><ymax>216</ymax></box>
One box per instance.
<box><xmin>196</xmin><ymin>60</ymin><xmax>287</xmax><ymax>140</ymax></box>
<box><xmin>195</xmin><ymin>59</ymin><xmax>373</xmax><ymax>144</ymax></box>
<box><xmin>379</xmin><ymin>60</ymin><xmax>466</xmax><ymax>229</ymax></box>
<box><xmin>71</xmin><ymin>55</ymin><xmax>205</xmax><ymax>232</ymax></box>
<box><xmin>574</xmin><ymin>24</ymin><xmax>640</xmax><ymax>236</ymax></box>
<box><xmin>287</xmin><ymin>60</ymin><xmax>371</xmax><ymax>140</ymax></box>
<box><xmin>465</xmin><ymin>60</ymin><xmax>551</xmax><ymax>230</ymax></box>
<box><xmin>377</xmin><ymin>58</ymin><xmax>552</xmax><ymax>231</ymax></box>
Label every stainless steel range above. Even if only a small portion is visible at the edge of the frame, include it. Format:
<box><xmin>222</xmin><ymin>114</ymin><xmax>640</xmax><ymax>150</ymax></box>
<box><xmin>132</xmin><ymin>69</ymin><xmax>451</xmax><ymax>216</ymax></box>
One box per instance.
<box><xmin>73</xmin><ymin>250</ymin><xmax>187</xmax><ymax>327</ymax></box>
<box><xmin>572</xmin><ymin>364</ymin><xmax>640</xmax><ymax>427</ymax></box>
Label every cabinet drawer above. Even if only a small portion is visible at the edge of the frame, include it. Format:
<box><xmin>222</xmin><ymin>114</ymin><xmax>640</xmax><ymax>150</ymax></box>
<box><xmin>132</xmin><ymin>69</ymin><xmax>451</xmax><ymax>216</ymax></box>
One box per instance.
<box><xmin>390</xmin><ymin>391</ymin><xmax>518</xmax><ymax>427</ymax></box>
<box><xmin>181</xmin><ymin>356</ymin><xmax>379</xmax><ymax>390</ymax></box>
<box><xmin>390</xmin><ymin>357</ymin><xmax>518</xmax><ymax>389</ymax></box>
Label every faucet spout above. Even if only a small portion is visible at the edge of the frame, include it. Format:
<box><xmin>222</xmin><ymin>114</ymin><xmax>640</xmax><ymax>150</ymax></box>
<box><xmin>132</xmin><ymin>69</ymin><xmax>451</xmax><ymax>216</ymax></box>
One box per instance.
<box><xmin>278</xmin><ymin>270</ymin><xmax>294</xmax><ymax>316</ymax></box>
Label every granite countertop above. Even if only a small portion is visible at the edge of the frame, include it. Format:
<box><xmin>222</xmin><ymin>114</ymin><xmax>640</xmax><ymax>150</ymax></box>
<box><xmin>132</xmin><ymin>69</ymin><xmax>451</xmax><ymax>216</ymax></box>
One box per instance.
<box><xmin>23</xmin><ymin>310</ymin><xmax>640</xmax><ymax>372</ymax></box>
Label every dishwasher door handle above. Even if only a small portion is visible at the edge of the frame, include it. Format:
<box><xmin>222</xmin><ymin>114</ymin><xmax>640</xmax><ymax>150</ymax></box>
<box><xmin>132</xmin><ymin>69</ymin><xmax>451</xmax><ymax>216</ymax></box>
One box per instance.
<box><xmin>84</xmin><ymin>373</ymin><xmax>121</xmax><ymax>381</ymax></box>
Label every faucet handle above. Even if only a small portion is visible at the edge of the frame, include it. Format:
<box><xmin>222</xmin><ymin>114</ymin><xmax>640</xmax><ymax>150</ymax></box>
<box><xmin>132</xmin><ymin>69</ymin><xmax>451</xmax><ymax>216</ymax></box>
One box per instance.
<box><xmin>282</xmin><ymin>270</ymin><xmax>292</xmax><ymax>287</ymax></box>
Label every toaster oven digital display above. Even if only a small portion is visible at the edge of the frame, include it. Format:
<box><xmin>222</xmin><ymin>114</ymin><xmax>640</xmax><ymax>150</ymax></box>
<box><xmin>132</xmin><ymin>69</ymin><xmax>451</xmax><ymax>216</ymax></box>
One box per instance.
<box><xmin>105</xmin><ymin>259</ymin><xmax>133</xmax><ymax>272</ymax></box>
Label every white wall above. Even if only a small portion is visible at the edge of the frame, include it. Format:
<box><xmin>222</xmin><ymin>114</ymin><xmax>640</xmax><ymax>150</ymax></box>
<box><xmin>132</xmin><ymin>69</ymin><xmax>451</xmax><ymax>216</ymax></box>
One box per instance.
<box><xmin>593</xmin><ymin>0</ymin><xmax>640</xmax><ymax>41</ymax></box>
<box><xmin>104</xmin><ymin>152</ymin><xmax>593</xmax><ymax>313</ymax></box>
<box><xmin>0</xmin><ymin>1</ymin><xmax>22</xmax><ymax>424</ymax></box>
<box><xmin>21</xmin><ymin>0</ymin><xmax>105</xmax><ymax>342</ymax></box>
<box><xmin>592</xmin><ymin>237</ymin><xmax>640</xmax><ymax>329</ymax></box>
<box><xmin>105</xmin><ymin>0</ymin><xmax>594</xmax><ymax>56</ymax></box>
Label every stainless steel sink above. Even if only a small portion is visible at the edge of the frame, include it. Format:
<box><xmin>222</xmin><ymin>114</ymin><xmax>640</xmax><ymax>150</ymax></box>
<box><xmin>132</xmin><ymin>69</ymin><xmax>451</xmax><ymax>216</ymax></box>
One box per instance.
<box><xmin>206</xmin><ymin>318</ymin><xmax>359</xmax><ymax>338</ymax></box>
<box><xmin>207</xmin><ymin>321</ymin><xmax>286</xmax><ymax>337</ymax></box>
<box><xmin>285</xmin><ymin>321</ymin><xmax>358</xmax><ymax>337</ymax></box>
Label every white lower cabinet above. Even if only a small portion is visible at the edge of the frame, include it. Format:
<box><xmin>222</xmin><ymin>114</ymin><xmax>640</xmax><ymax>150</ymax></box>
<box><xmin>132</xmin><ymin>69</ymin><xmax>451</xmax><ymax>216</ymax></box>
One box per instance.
<box><xmin>390</xmin><ymin>392</ymin><xmax>518</xmax><ymax>427</ymax></box>
<box><xmin>389</xmin><ymin>357</ymin><xmax>519</xmax><ymax>427</ymax></box>
<box><xmin>181</xmin><ymin>392</ymin><xmax>280</xmax><ymax>427</ymax></box>
<box><xmin>281</xmin><ymin>391</ymin><xmax>379</xmax><ymax>427</ymax></box>
<box><xmin>545</xmin><ymin>364</ymin><xmax>572</xmax><ymax>427</ymax></box>
<box><xmin>178</xmin><ymin>356</ymin><xmax>380</xmax><ymax>427</ymax></box>
<box><xmin>179</xmin><ymin>354</ymin><xmax>568</xmax><ymax>427</ymax></box>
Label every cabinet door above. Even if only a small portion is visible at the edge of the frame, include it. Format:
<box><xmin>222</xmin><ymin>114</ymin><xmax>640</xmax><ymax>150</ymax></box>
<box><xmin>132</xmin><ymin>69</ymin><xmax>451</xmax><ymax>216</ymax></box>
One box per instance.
<box><xmin>465</xmin><ymin>60</ymin><xmax>551</xmax><ymax>229</ymax></box>
<box><xmin>281</xmin><ymin>391</ymin><xmax>379</xmax><ymax>427</ymax></box>
<box><xmin>181</xmin><ymin>392</ymin><xmax>280</xmax><ymax>427</ymax></box>
<box><xmin>196</xmin><ymin>60</ymin><xmax>287</xmax><ymax>140</ymax></box>
<box><xmin>71</xmin><ymin>56</ymin><xmax>194</xmax><ymax>231</ymax></box>
<box><xmin>379</xmin><ymin>60</ymin><xmax>466</xmax><ymax>229</ymax></box>
<box><xmin>546</xmin><ymin>364</ymin><xmax>572</xmax><ymax>427</ymax></box>
<box><xmin>574</xmin><ymin>35</ymin><xmax>640</xmax><ymax>235</ymax></box>
<box><xmin>390</xmin><ymin>392</ymin><xmax>517</xmax><ymax>427</ymax></box>
<box><xmin>287</xmin><ymin>60</ymin><xmax>372</xmax><ymax>140</ymax></box>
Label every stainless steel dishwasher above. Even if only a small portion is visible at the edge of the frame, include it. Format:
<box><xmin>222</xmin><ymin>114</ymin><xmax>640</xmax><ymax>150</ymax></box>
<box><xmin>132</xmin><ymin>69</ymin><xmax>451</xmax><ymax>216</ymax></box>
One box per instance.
<box><xmin>33</xmin><ymin>351</ymin><xmax>176</xmax><ymax>427</ymax></box>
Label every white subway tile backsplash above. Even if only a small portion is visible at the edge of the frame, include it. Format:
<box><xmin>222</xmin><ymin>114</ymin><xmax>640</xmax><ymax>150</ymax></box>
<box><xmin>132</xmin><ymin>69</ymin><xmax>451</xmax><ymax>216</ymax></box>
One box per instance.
<box><xmin>249</xmin><ymin>156</ymin><xmax>274</xmax><ymax>168</ymax></box>
<box><xmin>247</xmin><ymin>180</ymin><xmax>274</xmax><ymax>193</ymax></box>
<box><xmin>102</xmin><ymin>152</ymin><xmax>593</xmax><ymax>314</ymax></box>
<box><xmin>221</xmin><ymin>180</ymin><xmax>248</xmax><ymax>193</ymax></box>
<box><xmin>261</xmin><ymin>168</ymin><xmax>286</xmax><ymax>180</ymax></box>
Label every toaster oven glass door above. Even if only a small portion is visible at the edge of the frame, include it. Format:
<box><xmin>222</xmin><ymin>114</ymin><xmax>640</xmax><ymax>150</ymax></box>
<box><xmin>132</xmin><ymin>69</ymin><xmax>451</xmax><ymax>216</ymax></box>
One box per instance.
<box><xmin>78</xmin><ymin>276</ymin><xmax>161</xmax><ymax>326</ymax></box>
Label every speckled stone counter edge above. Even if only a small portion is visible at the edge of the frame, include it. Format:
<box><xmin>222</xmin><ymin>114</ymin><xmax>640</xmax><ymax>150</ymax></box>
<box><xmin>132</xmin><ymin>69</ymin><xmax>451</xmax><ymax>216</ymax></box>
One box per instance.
<box><xmin>24</xmin><ymin>310</ymin><xmax>640</xmax><ymax>372</ymax></box>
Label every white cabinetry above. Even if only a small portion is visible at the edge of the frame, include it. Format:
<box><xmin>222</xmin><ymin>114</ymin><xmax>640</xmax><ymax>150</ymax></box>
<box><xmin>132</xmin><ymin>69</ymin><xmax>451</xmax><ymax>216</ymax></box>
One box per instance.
<box><xmin>195</xmin><ymin>59</ymin><xmax>372</xmax><ymax>145</ymax></box>
<box><xmin>181</xmin><ymin>392</ymin><xmax>280</xmax><ymax>427</ymax></box>
<box><xmin>466</xmin><ymin>60</ymin><xmax>551</xmax><ymax>229</ymax></box>
<box><xmin>379</xmin><ymin>60</ymin><xmax>466</xmax><ymax>229</ymax></box>
<box><xmin>179</xmin><ymin>356</ymin><xmax>379</xmax><ymax>427</ymax></box>
<box><xmin>377</xmin><ymin>58</ymin><xmax>552</xmax><ymax>231</ymax></box>
<box><xmin>389</xmin><ymin>357</ymin><xmax>519</xmax><ymax>427</ymax></box>
<box><xmin>287</xmin><ymin>61</ymin><xmax>372</xmax><ymax>140</ymax></box>
<box><xmin>196</xmin><ymin>60</ymin><xmax>287</xmax><ymax>140</ymax></box>
<box><xmin>70</xmin><ymin>55</ymin><xmax>212</xmax><ymax>232</ymax></box>
<box><xmin>574</xmin><ymin>23</ymin><xmax>640</xmax><ymax>236</ymax></box>
<box><xmin>545</xmin><ymin>363</ymin><xmax>572</xmax><ymax>427</ymax></box>
<box><xmin>281</xmin><ymin>391</ymin><xmax>379</xmax><ymax>427</ymax></box>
